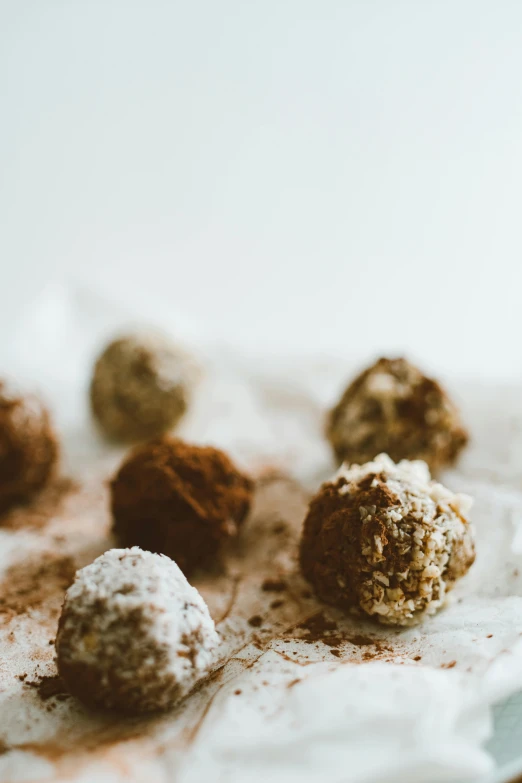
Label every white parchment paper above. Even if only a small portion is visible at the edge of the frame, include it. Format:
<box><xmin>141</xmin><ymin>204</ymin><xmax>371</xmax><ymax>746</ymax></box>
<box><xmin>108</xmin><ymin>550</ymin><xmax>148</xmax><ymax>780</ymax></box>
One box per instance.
<box><xmin>1</xmin><ymin>283</ymin><xmax>522</xmax><ymax>783</ymax></box>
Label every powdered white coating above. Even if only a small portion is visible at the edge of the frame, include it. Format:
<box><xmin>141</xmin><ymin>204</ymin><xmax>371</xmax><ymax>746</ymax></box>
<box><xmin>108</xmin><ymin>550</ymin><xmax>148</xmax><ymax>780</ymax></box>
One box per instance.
<box><xmin>336</xmin><ymin>454</ymin><xmax>475</xmax><ymax>625</ymax></box>
<box><xmin>56</xmin><ymin>548</ymin><xmax>220</xmax><ymax>713</ymax></box>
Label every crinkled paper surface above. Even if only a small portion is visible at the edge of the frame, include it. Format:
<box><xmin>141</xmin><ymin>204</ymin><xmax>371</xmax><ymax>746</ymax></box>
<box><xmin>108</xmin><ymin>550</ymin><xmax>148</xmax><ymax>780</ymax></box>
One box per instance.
<box><xmin>1</xmin><ymin>284</ymin><xmax>522</xmax><ymax>783</ymax></box>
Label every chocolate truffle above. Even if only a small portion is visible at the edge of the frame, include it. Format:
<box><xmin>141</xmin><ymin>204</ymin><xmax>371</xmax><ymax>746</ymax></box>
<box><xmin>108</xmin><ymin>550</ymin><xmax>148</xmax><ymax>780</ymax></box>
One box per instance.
<box><xmin>327</xmin><ymin>357</ymin><xmax>468</xmax><ymax>473</ymax></box>
<box><xmin>111</xmin><ymin>438</ymin><xmax>254</xmax><ymax>575</ymax></box>
<box><xmin>300</xmin><ymin>454</ymin><xmax>475</xmax><ymax>626</ymax></box>
<box><xmin>90</xmin><ymin>332</ymin><xmax>195</xmax><ymax>441</ymax></box>
<box><xmin>0</xmin><ymin>382</ymin><xmax>59</xmax><ymax>513</ymax></box>
<box><xmin>56</xmin><ymin>548</ymin><xmax>219</xmax><ymax>713</ymax></box>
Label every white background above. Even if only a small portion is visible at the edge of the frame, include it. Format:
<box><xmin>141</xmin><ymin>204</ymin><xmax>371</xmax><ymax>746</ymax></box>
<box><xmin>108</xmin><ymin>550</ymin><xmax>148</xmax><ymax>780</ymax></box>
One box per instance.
<box><xmin>2</xmin><ymin>1</ymin><xmax>522</xmax><ymax>378</ymax></box>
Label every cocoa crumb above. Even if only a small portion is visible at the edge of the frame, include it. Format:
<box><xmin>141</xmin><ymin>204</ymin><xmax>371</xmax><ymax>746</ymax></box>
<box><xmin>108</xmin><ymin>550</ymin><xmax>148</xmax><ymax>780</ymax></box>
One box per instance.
<box><xmin>330</xmin><ymin>649</ymin><xmax>342</xmax><ymax>657</ymax></box>
<box><xmin>270</xmin><ymin>600</ymin><xmax>285</xmax><ymax>609</ymax></box>
<box><xmin>298</xmin><ymin>612</ymin><xmax>337</xmax><ymax>638</ymax></box>
<box><xmin>441</xmin><ymin>661</ymin><xmax>457</xmax><ymax>669</ymax></box>
<box><xmin>347</xmin><ymin>635</ymin><xmax>377</xmax><ymax>647</ymax></box>
<box><xmin>287</xmin><ymin>679</ymin><xmax>301</xmax><ymax>688</ymax></box>
<box><xmin>261</xmin><ymin>578</ymin><xmax>287</xmax><ymax>593</ymax></box>
<box><xmin>413</xmin><ymin>655</ymin><xmax>422</xmax><ymax>661</ymax></box>
<box><xmin>248</xmin><ymin>615</ymin><xmax>263</xmax><ymax>628</ymax></box>
<box><xmin>234</xmin><ymin>690</ymin><xmax>241</xmax><ymax>696</ymax></box>
<box><xmin>25</xmin><ymin>675</ymin><xmax>68</xmax><ymax>701</ymax></box>
<box><xmin>486</xmin><ymin>634</ymin><xmax>493</xmax><ymax>639</ymax></box>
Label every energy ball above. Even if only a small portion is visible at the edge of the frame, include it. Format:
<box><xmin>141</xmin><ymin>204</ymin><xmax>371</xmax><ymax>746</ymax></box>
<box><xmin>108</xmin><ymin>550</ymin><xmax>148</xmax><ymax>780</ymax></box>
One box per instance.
<box><xmin>56</xmin><ymin>548</ymin><xmax>220</xmax><ymax>713</ymax></box>
<box><xmin>90</xmin><ymin>332</ymin><xmax>195</xmax><ymax>441</ymax></box>
<box><xmin>0</xmin><ymin>382</ymin><xmax>59</xmax><ymax>513</ymax></box>
<box><xmin>111</xmin><ymin>438</ymin><xmax>254</xmax><ymax>576</ymax></box>
<box><xmin>300</xmin><ymin>453</ymin><xmax>475</xmax><ymax>626</ymax></box>
<box><xmin>327</xmin><ymin>357</ymin><xmax>468</xmax><ymax>473</ymax></box>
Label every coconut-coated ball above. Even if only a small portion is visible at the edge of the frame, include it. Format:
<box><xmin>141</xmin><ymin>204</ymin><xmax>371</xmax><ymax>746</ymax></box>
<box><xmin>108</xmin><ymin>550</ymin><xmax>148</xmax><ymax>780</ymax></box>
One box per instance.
<box><xmin>56</xmin><ymin>548</ymin><xmax>220</xmax><ymax>713</ymax></box>
<box><xmin>300</xmin><ymin>454</ymin><xmax>475</xmax><ymax>626</ymax></box>
<box><xmin>90</xmin><ymin>332</ymin><xmax>195</xmax><ymax>442</ymax></box>
<box><xmin>110</xmin><ymin>438</ymin><xmax>254</xmax><ymax>576</ymax></box>
<box><xmin>327</xmin><ymin>357</ymin><xmax>468</xmax><ymax>473</ymax></box>
<box><xmin>0</xmin><ymin>382</ymin><xmax>59</xmax><ymax>513</ymax></box>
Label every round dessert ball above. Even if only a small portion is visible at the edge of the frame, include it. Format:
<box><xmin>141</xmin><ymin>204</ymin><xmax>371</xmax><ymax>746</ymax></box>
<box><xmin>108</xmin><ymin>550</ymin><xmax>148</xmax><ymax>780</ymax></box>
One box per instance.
<box><xmin>327</xmin><ymin>357</ymin><xmax>468</xmax><ymax>473</ymax></box>
<box><xmin>0</xmin><ymin>382</ymin><xmax>59</xmax><ymax>513</ymax></box>
<box><xmin>110</xmin><ymin>438</ymin><xmax>254</xmax><ymax>576</ymax></box>
<box><xmin>56</xmin><ymin>547</ymin><xmax>220</xmax><ymax>713</ymax></box>
<box><xmin>90</xmin><ymin>332</ymin><xmax>195</xmax><ymax>442</ymax></box>
<box><xmin>300</xmin><ymin>453</ymin><xmax>475</xmax><ymax>626</ymax></box>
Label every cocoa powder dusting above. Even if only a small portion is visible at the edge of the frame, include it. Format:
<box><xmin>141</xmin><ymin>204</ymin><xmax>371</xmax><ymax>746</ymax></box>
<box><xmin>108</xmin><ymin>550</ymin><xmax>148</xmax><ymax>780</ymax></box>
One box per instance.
<box><xmin>0</xmin><ymin>553</ymin><xmax>76</xmax><ymax>620</ymax></box>
<box><xmin>111</xmin><ymin>438</ymin><xmax>253</xmax><ymax>575</ymax></box>
<box><xmin>346</xmin><ymin>634</ymin><xmax>378</xmax><ymax>647</ymax></box>
<box><xmin>0</xmin><ymin>477</ymin><xmax>77</xmax><ymax>531</ymax></box>
<box><xmin>298</xmin><ymin>612</ymin><xmax>337</xmax><ymax>637</ymax></box>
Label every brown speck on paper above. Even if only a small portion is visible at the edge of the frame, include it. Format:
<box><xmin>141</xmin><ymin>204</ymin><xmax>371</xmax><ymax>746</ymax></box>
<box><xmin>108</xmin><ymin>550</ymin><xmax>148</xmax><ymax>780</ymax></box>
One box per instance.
<box><xmin>440</xmin><ymin>661</ymin><xmax>457</xmax><ymax>669</ymax></box>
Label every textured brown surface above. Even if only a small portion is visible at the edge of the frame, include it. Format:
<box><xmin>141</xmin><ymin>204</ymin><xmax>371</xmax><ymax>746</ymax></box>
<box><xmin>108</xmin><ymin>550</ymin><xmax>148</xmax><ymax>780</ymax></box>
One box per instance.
<box><xmin>301</xmin><ymin>473</ymin><xmax>399</xmax><ymax>613</ymax></box>
<box><xmin>0</xmin><ymin>383</ymin><xmax>59</xmax><ymax>513</ymax></box>
<box><xmin>300</xmin><ymin>471</ymin><xmax>475</xmax><ymax>623</ymax></box>
<box><xmin>90</xmin><ymin>333</ymin><xmax>192</xmax><ymax>441</ymax></box>
<box><xmin>327</xmin><ymin>357</ymin><xmax>468</xmax><ymax>472</ymax></box>
<box><xmin>111</xmin><ymin>438</ymin><xmax>254</xmax><ymax>575</ymax></box>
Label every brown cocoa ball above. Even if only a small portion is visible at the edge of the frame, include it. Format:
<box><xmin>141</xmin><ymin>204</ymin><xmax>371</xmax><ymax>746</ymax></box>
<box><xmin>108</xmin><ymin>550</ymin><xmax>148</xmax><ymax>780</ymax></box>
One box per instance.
<box><xmin>90</xmin><ymin>332</ymin><xmax>194</xmax><ymax>442</ymax></box>
<box><xmin>110</xmin><ymin>438</ymin><xmax>254</xmax><ymax>575</ymax></box>
<box><xmin>0</xmin><ymin>383</ymin><xmax>59</xmax><ymax>513</ymax></box>
<box><xmin>327</xmin><ymin>357</ymin><xmax>468</xmax><ymax>473</ymax></box>
<box><xmin>300</xmin><ymin>454</ymin><xmax>475</xmax><ymax>626</ymax></box>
